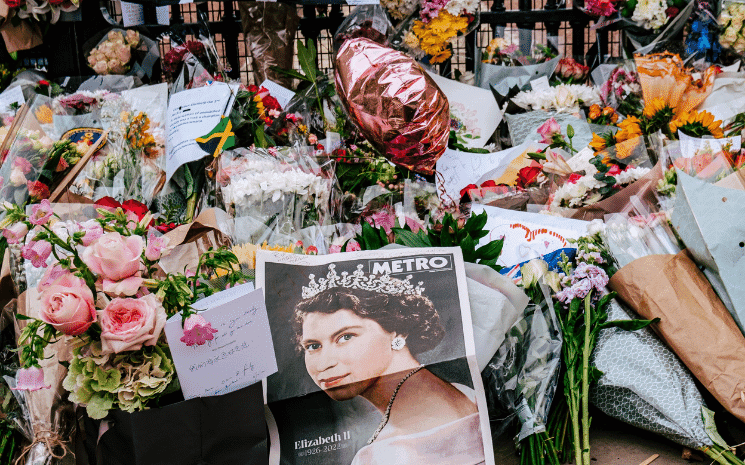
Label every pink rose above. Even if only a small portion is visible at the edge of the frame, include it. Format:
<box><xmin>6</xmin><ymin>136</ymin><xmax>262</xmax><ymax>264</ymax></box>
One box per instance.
<box><xmin>537</xmin><ymin>118</ymin><xmax>562</xmax><ymax>144</ymax></box>
<box><xmin>329</xmin><ymin>244</ymin><xmax>342</xmax><ymax>254</ymax></box>
<box><xmin>144</xmin><ymin>231</ymin><xmax>169</xmax><ymax>261</ymax></box>
<box><xmin>29</xmin><ymin>199</ymin><xmax>53</xmax><ymax>226</ymax></box>
<box><xmin>3</xmin><ymin>222</ymin><xmax>28</xmax><ymax>244</ymax></box>
<box><xmin>99</xmin><ymin>294</ymin><xmax>167</xmax><ymax>354</ymax></box>
<box><xmin>21</xmin><ymin>240</ymin><xmax>52</xmax><ymax>268</ymax></box>
<box><xmin>82</xmin><ymin>232</ymin><xmax>143</xmax><ymax>282</ymax></box>
<box><xmin>346</xmin><ymin>240</ymin><xmax>362</xmax><ymax>252</ymax></box>
<box><xmin>39</xmin><ymin>273</ymin><xmax>96</xmax><ymax>336</ymax></box>
<box><xmin>37</xmin><ymin>263</ymin><xmax>69</xmax><ymax>293</ymax></box>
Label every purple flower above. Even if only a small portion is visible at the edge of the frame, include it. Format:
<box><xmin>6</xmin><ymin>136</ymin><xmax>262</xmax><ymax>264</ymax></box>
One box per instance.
<box><xmin>12</xmin><ymin>367</ymin><xmax>51</xmax><ymax>391</ymax></box>
<box><xmin>29</xmin><ymin>199</ymin><xmax>53</xmax><ymax>226</ymax></box>
<box><xmin>180</xmin><ymin>314</ymin><xmax>218</xmax><ymax>346</ymax></box>
<box><xmin>573</xmin><ymin>262</ymin><xmax>609</xmax><ymax>293</ymax></box>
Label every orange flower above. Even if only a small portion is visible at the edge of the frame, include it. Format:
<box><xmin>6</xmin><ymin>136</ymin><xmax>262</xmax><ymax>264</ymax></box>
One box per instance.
<box><xmin>589</xmin><ymin>104</ymin><xmax>602</xmax><ymax>120</ymax></box>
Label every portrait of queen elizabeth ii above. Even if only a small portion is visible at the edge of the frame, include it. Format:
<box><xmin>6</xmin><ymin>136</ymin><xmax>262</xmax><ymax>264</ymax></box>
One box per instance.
<box><xmin>259</xmin><ymin>252</ymin><xmax>492</xmax><ymax>465</ymax></box>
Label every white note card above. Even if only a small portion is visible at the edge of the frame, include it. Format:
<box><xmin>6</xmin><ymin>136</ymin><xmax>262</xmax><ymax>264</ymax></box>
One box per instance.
<box><xmin>120</xmin><ymin>1</ymin><xmax>145</xmax><ymax>27</ymax></box>
<box><xmin>165</xmin><ymin>284</ymin><xmax>278</xmax><ymax>400</ymax></box>
<box><xmin>530</xmin><ymin>75</ymin><xmax>550</xmax><ymax>91</ymax></box>
<box><xmin>259</xmin><ymin>79</ymin><xmax>295</xmax><ymax>110</ymax></box>
<box><xmin>165</xmin><ymin>82</ymin><xmax>238</xmax><ymax>182</ymax></box>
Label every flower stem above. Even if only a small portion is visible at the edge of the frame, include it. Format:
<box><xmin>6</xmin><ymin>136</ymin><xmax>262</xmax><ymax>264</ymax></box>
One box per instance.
<box><xmin>581</xmin><ymin>291</ymin><xmax>593</xmax><ymax>465</ymax></box>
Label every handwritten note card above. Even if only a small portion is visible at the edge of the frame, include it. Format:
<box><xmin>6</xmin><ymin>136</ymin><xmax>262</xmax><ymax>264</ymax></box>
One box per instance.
<box><xmin>0</xmin><ymin>86</ymin><xmax>24</xmax><ymax>114</ymax></box>
<box><xmin>165</xmin><ymin>284</ymin><xmax>278</xmax><ymax>400</ymax></box>
<box><xmin>165</xmin><ymin>82</ymin><xmax>238</xmax><ymax>182</ymax></box>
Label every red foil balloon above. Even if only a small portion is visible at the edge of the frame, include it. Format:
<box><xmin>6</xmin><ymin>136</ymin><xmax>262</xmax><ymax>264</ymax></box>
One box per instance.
<box><xmin>334</xmin><ymin>38</ymin><xmax>450</xmax><ymax>175</ymax></box>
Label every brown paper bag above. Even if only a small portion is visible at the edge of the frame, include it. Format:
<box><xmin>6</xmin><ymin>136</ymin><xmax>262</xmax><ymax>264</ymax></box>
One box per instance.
<box><xmin>559</xmin><ymin>163</ymin><xmax>663</xmax><ymax>221</ymax></box>
<box><xmin>608</xmin><ymin>250</ymin><xmax>745</xmax><ymax>423</ymax></box>
<box><xmin>158</xmin><ymin>208</ymin><xmax>232</xmax><ymax>276</ymax></box>
<box><xmin>0</xmin><ymin>2</ymin><xmax>43</xmax><ymax>53</ymax></box>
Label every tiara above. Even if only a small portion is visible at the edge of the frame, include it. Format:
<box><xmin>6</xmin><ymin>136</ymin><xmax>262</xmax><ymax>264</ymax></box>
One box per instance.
<box><xmin>302</xmin><ymin>264</ymin><xmax>425</xmax><ymax>299</ymax></box>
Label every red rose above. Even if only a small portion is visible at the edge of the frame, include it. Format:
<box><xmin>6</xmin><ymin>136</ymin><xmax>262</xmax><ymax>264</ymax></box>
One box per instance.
<box><xmin>48</xmin><ymin>0</ymin><xmax>64</xmax><ymax>6</ymax></box>
<box><xmin>480</xmin><ymin>180</ymin><xmax>497</xmax><ymax>188</ymax></box>
<box><xmin>567</xmin><ymin>173</ymin><xmax>583</xmax><ymax>184</ymax></box>
<box><xmin>607</xmin><ymin>164</ymin><xmax>622</xmax><ymax>176</ymax></box>
<box><xmin>665</xmin><ymin>6</ymin><xmax>679</xmax><ymax>17</ymax></box>
<box><xmin>38</xmin><ymin>79</ymin><xmax>50</xmax><ymax>86</ymax></box>
<box><xmin>121</xmin><ymin>199</ymin><xmax>150</xmax><ymax>221</ymax></box>
<box><xmin>4</xmin><ymin>0</ymin><xmax>24</xmax><ymax>8</ymax></box>
<box><xmin>156</xmin><ymin>222</ymin><xmax>179</xmax><ymax>234</ymax></box>
<box><xmin>248</xmin><ymin>85</ymin><xmax>259</xmax><ymax>94</ymax></box>
<box><xmin>517</xmin><ymin>165</ymin><xmax>542</xmax><ymax>189</ymax></box>
<box><xmin>95</xmin><ymin>196</ymin><xmax>123</xmax><ymax>211</ymax></box>
<box><xmin>262</xmin><ymin>95</ymin><xmax>281</xmax><ymax>111</ymax></box>
<box><xmin>460</xmin><ymin>184</ymin><xmax>478</xmax><ymax>200</ymax></box>
<box><xmin>27</xmin><ymin>181</ymin><xmax>50</xmax><ymax>201</ymax></box>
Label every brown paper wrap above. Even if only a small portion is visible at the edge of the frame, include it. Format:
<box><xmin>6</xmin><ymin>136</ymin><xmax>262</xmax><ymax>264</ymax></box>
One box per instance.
<box><xmin>238</xmin><ymin>2</ymin><xmax>299</xmax><ymax>88</ymax></box>
<box><xmin>559</xmin><ymin>163</ymin><xmax>663</xmax><ymax>221</ymax></box>
<box><xmin>608</xmin><ymin>250</ymin><xmax>745</xmax><ymax>424</ymax></box>
<box><xmin>334</xmin><ymin>38</ymin><xmax>450</xmax><ymax>175</ymax></box>
<box><xmin>11</xmin><ymin>294</ymin><xmax>76</xmax><ymax>465</ymax></box>
<box><xmin>157</xmin><ymin>208</ymin><xmax>232</xmax><ymax>276</ymax></box>
<box><xmin>0</xmin><ymin>2</ymin><xmax>42</xmax><ymax>54</ymax></box>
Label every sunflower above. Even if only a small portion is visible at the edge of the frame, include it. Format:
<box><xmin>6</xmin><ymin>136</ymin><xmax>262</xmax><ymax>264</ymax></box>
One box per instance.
<box><xmin>641</xmin><ymin>98</ymin><xmax>675</xmax><ymax>136</ymax></box>
<box><xmin>429</xmin><ymin>47</ymin><xmax>453</xmax><ymax>64</ymax></box>
<box><xmin>669</xmin><ymin>110</ymin><xmax>724</xmax><ymax>138</ymax></box>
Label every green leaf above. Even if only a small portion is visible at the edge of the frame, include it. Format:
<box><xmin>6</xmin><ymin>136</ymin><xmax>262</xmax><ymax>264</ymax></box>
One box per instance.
<box><xmin>460</xmin><ymin>235</ymin><xmax>477</xmax><ymax>262</ymax></box>
<box><xmin>393</xmin><ymin>228</ymin><xmax>432</xmax><ymax>248</ymax></box>
<box><xmin>15</xmin><ymin>314</ymin><xmax>32</xmax><ymax>321</ymax></box>
<box><xmin>297</xmin><ymin>40</ymin><xmax>317</xmax><ymax>83</ymax></box>
<box><xmin>268</xmin><ymin>66</ymin><xmax>311</xmax><ymax>83</ymax></box>
<box><xmin>600</xmin><ymin>317</ymin><xmax>659</xmax><ymax>332</ymax></box>
<box><xmin>465</xmin><ymin>211</ymin><xmax>488</xmax><ymax>233</ymax></box>
<box><xmin>475</xmin><ymin>238</ymin><xmax>504</xmax><ymax>261</ymax></box>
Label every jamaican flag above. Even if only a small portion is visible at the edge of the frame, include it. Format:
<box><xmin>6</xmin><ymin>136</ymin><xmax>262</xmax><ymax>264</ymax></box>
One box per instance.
<box><xmin>196</xmin><ymin>116</ymin><xmax>236</xmax><ymax>158</ymax></box>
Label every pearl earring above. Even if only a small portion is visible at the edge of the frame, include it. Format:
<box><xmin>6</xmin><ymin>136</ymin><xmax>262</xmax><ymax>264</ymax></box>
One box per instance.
<box><xmin>391</xmin><ymin>336</ymin><xmax>406</xmax><ymax>351</ymax></box>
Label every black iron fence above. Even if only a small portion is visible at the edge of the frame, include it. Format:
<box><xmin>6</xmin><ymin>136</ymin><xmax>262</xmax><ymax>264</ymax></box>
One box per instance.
<box><xmin>8</xmin><ymin>0</ymin><xmax>622</xmax><ymax>82</ymax></box>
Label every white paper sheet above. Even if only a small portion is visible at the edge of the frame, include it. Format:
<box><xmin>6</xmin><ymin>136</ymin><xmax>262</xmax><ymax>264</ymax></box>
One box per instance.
<box><xmin>259</xmin><ymin>79</ymin><xmax>295</xmax><ymax>110</ymax></box>
<box><xmin>165</xmin><ymin>284</ymin><xmax>278</xmax><ymax>399</ymax></box>
<box><xmin>435</xmin><ymin>142</ymin><xmax>537</xmax><ymax>202</ymax></box>
<box><xmin>165</xmin><ymin>82</ymin><xmax>238</xmax><ymax>181</ymax></box>
<box><xmin>120</xmin><ymin>1</ymin><xmax>144</xmax><ymax>27</ymax></box>
<box><xmin>471</xmin><ymin>204</ymin><xmax>589</xmax><ymax>268</ymax></box>
<box><xmin>0</xmin><ymin>86</ymin><xmax>25</xmax><ymax>114</ymax></box>
<box><xmin>427</xmin><ymin>71</ymin><xmax>501</xmax><ymax>149</ymax></box>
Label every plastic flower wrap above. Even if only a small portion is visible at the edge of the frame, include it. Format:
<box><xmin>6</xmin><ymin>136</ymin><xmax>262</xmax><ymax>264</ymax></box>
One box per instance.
<box><xmin>554</xmin><ymin>58</ymin><xmax>590</xmax><ymax>84</ymax></box>
<box><xmin>69</xmin><ymin>84</ymin><xmax>167</xmax><ymax>205</ymax></box>
<box><xmin>333</xmin><ymin>5</ymin><xmax>392</xmax><ymax>51</ymax></box>
<box><xmin>634</xmin><ymin>52</ymin><xmax>718</xmax><ymax>117</ymax></box>
<box><xmin>217</xmin><ymin>147</ymin><xmax>336</xmax><ymax>245</ymax></box>
<box><xmin>334</xmin><ymin>38</ymin><xmax>450</xmax><ymax>174</ymax></box>
<box><xmin>87</xmin><ymin>29</ymin><xmax>141</xmax><ymax>76</ymax></box>
<box><xmin>598</xmin><ymin>64</ymin><xmax>643</xmax><ymax>116</ymax></box>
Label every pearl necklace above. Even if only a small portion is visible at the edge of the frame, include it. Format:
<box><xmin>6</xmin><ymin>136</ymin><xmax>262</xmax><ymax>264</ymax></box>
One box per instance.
<box><xmin>367</xmin><ymin>364</ymin><xmax>425</xmax><ymax>445</ymax></box>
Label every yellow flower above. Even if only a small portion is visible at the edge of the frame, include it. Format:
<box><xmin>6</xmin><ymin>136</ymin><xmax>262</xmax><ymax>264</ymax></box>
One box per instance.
<box><xmin>35</xmin><ymin>106</ymin><xmax>53</xmax><ymax>125</ymax></box>
<box><xmin>615</xmin><ymin>116</ymin><xmax>643</xmax><ymax>142</ymax></box>
<box><xmin>590</xmin><ymin>132</ymin><xmax>610</xmax><ymax>152</ymax></box>
<box><xmin>669</xmin><ymin>110</ymin><xmax>724</xmax><ymax>138</ymax></box>
<box><xmin>429</xmin><ymin>47</ymin><xmax>453</xmax><ymax>64</ymax></box>
<box><xmin>643</xmin><ymin>98</ymin><xmax>672</xmax><ymax>119</ymax></box>
<box><xmin>231</xmin><ymin>242</ymin><xmax>296</xmax><ymax>270</ymax></box>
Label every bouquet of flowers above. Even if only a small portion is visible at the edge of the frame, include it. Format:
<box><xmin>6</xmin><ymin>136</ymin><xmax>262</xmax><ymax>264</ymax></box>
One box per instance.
<box><xmin>230</xmin><ymin>84</ymin><xmax>282</xmax><ymax>149</ymax></box>
<box><xmin>387</xmin><ymin>0</ymin><xmax>479</xmax><ymax>64</ymax></box>
<box><xmin>4</xmin><ymin>201</ymin><xmax>244</xmax><ymax>422</ymax></box>
<box><xmin>69</xmin><ymin>84</ymin><xmax>167</xmax><ymax>206</ymax></box>
<box><xmin>217</xmin><ymin>147</ymin><xmax>336</xmax><ymax>245</ymax></box>
<box><xmin>720</xmin><ymin>0</ymin><xmax>745</xmax><ymax>54</ymax></box>
<box><xmin>87</xmin><ymin>30</ymin><xmax>141</xmax><ymax>76</ymax></box>
<box><xmin>554</xmin><ymin>58</ymin><xmax>590</xmax><ymax>85</ymax></box>
<box><xmin>598</xmin><ymin>65</ymin><xmax>644</xmax><ymax>117</ymax></box>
